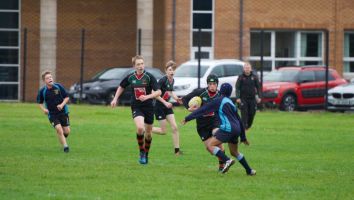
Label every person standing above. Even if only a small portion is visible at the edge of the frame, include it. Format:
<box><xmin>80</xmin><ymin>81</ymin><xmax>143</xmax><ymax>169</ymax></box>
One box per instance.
<box><xmin>152</xmin><ymin>60</ymin><xmax>183</xmax><ymax>155</ymax></box>
<box><xmin>235</xmin><ymin>62</ymin><xmax>261</xmax><ymax>131</ymax></box>
<box><xmin>37</xmin><ymin>71</ymin><xmax>71</xmax><ymax>153</ymax></box>
<box><xmin>182</xmin><ymin>83</ymin><xmax>256</xmax><ymax>175</ymax></box>
<box><xmin>111</xmin><ymin>55</ymin><xmax>161</xmax><ymax>164</ymax></box>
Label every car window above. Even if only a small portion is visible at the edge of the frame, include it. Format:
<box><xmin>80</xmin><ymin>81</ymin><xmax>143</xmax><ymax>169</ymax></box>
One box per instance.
<box><xmin>210</xmin><ymin>65</ymin><xmax>224</xmax><ymax>77</ymax></box>
<box><xmin>97</xmin><ymin>68</ymin><xmax>130</xmax><ymax>80</ymax></box>
<box><xmin>299</xmin><ymin>71</ymin><xmax>316</xmax><ymax>83</ymax></box>
<box><xmin>264</xmin><ymin>70</ymin><xmax>299</xmax><ymax>82</ymax></box>
<box><xmin>314</xmin><ymin>70</ymin><xmax>334</xmax><ymax>81</ymax></box>
<box><xmin>146</xmin><ymin>68</ymin><xmax>164</xmax><ymax>79</ymax></box>
<box><xmin>174</xmin><ymin>64</ymin><xmax>209</xmax><ymax>78</ymax></box>
<box><xmin>224</xmin><ymin>64</ymin><xmax>243</xmax><ymax>77</ymax></box>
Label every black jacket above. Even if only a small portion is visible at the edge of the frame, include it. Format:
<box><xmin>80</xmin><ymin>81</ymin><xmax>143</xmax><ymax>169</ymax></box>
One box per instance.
<box><xmin>235</xmin><ymin>72</ymin><xmax>261</xmax><ymax>100</ymax></box>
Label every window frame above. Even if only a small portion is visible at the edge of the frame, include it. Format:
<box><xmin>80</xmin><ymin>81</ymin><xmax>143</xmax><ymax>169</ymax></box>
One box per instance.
<box><xmin>343</xmin><ymin>31</ymin><xmax>354</xmax><ymax>75</ymax></box>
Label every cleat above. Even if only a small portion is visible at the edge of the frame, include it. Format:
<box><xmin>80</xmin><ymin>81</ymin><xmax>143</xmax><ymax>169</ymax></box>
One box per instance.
<box><xmin>175</xmin><ymin>150</ymin><xmax>183</xmax><ymax>156</ymax></box>
<box><xmin>247</xmin><ymin>169</ymin><xmax>256</xmax><ymax>176</ymax></box>
<box><xmin>221</xmin><ymin>159</ymin><xmax>235</xmax><ymax>174</ymax></box>
<box><xmin>139</xmin><ymin>152</ymin><xmax>147</xmax><ymax>164</ymax></box>
<box><xmin>64</xmin><ymin>146</ymin><xmax>70</xmax><ymax>153</ymax></box>
<box><xmin>218</xmin><ymin>164</ymin><xmax>225</xmax><ymax>172</ymax></box>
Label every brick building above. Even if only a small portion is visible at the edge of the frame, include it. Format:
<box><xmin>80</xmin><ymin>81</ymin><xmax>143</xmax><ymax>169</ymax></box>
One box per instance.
<box><xmin>0</xmin><ymin>0</ymin><xmax>353</xmax><ymax>101</ymax></box>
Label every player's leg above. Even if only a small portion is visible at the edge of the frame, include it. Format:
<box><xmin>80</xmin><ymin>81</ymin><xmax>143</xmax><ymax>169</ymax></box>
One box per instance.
<box><xmin>240</xmin><ymin>99</ymin><xmax>249</xmax><ymax>130</ymax></box>
<box><xmin>247</xmin><ymin>99</ymin><xmax>257</xmax><ymax>130</ymax></box>
<box><xmin>166</xmin><ymin>114</ymin><xmax>181</xmax><ymax>155</ymax></box>
<box><xmin>133</xmin><ymin>115</ymin><xmax>146</xmax><ymax>164</ymax></box>
<box><xmin>152</xmin><ymin>119</ymin><xmax>167</xmax><ymax>135</ymax></box>
<box><xmin>143</xmin><ymin>106</ymin><xmax>154</xmax><ymax>164</ymax></box>
<box><xmin>54</xmin><ymin>124</ymin><xmax>69</xmax><ymax>153</ymax></box>
<box><xmin>61</xmin><ymin>114</ymin><xmax>70</xmax><ymax>138</ymax></box>
<box><xmin>228</xmin><ymin>142</ymin><xmax>256</xmax><ymax>175</ymax></box>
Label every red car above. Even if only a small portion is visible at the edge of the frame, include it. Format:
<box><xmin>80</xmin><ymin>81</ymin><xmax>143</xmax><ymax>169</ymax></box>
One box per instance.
<box><xmin>262</xmin><ymin>66</ymin><xmax>347</xmax><ymax>111</ymax></box>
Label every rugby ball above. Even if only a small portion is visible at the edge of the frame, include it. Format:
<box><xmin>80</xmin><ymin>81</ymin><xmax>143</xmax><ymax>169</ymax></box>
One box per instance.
<box><xmin>188</xmin><ymin>96</ymin><xmax>202</xmax><ymax>108</ymax></box>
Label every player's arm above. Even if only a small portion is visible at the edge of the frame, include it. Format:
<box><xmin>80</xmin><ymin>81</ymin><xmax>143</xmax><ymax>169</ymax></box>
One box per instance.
<box><xmin>56</xmin><ymin>83</ymin><xmax>70</xmax><ymax>111</ymax></box>
<box><xmin>254</xmin><ymin>74</ymin><xmax>262</xmax><ymax>103</ymax></box>
<box><xmin>139</xmin><ymin>74</ymin><xmax>161</xmax><ymax>101</ymax></box>
<box><xmin>235</xmin><ymin>76</ymin><xmax>242</xmax><ymax>104</ymax></box>
<box><xmin>36</xmin><ymin>89</ymin><xmax>48</xmax><ymax>114</ymax></box>
<box><xmin>156</xmin><ymin>95</ymin><xmax>172</xmax><ymax>108</ymax></box>
<box><xmin>57</xmin><ymin>97</ymin><xmax>69</xmax><ymax>111</ymax></box>
<box><xmin>181</xmin><ymin>89</ymin><xmax>203</xmax><ymax>109</ymax></box>
<box><xmin>171</xmin><ymin>91</ymin><xmax>182</xmax><ymax>105</ymax></box>
<box><xmin>111</xmin><ymin>86</ymin><xmax>125</xmax><ymax>107</ymax></box>
<box><xmin>182</xmin><ymin>98</ymin><xmax>220</xmax><ymax>124</ymax></box>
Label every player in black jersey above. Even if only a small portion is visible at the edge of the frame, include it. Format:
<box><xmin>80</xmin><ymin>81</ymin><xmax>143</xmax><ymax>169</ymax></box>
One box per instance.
<box><xmin>181</xmin><ymin>74</ymin><xmax>226</xmax><ymax>171</ymax></box>
<box><xmin>111</xmin><ymin>55</ymin><xmax>161</xmax><ymax>164</ymax></box>
<box><xmin>152</xmin><ymin>61</ymin><xmax>183</xmax><ymax>155</ymax></box>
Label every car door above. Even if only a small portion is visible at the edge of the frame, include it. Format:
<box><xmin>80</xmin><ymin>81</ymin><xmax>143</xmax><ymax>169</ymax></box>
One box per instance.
<box><xmin>298</xmin><ymin>70</ymin><xmax>319</xmax><ymax>105</ymax></box>
<box><xmin>313</xmin><ymin>70</ymin><xmax>336</xmax><ymax>105</ymax></box>
<box><xmin>222</xmin><ymin>64</ymin><xmax>244</xmax><ymax>98</ymax></box>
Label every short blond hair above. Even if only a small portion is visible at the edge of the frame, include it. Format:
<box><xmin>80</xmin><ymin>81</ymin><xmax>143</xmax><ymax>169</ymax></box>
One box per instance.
<box><xmin>165</xmin><ymin>60</ymin><xmax>176</xmax><ymax>70</ymax></box>
<box><xmin>41</xmin><ymin>70</ymin><xmax>52</xmax><ymax>81</ymax></box>
<box><xmin>132</xmin><ymin>55</ymin><xmax>144</xmax><ymax>65</ymax></box>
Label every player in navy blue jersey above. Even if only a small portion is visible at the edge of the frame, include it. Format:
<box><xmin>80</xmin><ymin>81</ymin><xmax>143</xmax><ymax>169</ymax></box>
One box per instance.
<box><xmin>182</xmin><ymin>83</ymin><xmax>256</xmax><ymax>175</ymax></box>
<box><xmin>37</xmin><ymin>71</ymin><xmax>71</xmax><ymax>153</ymax></box>
<box><xmin>181</xmin><ymin>74</ymin><xmax>226</xmax><ymax>171</ymax></box>
<box><xmin>111</xmin><ymin>55</ymin><xmax>161</xmax><ymax>164</ymax></box>
<box><xmin>152</xmin><ymin>60</ymin><xmax>183</xmax><ymax>155</ymax></box>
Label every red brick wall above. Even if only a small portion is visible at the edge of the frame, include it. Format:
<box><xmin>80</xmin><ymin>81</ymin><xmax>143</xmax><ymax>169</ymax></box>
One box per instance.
<box><xmin>57</xmin><ymin>0</ymin><xmax>137</xmax><ymax>89</ymax></box>
<box><xmin>21</xmin><ymin>0</ymin><xmax>40</xmax><ymax>102</ymax></box>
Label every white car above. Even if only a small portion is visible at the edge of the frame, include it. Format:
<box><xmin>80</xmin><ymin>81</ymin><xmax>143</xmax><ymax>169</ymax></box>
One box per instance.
<box><xmin>327</xmin><ymin>82</ymin><xmax>354</xmax><ymax>112</ymax></box>
<box><xmin>173</xmin><ymin>59</ymin><xmax>245</xmax><ymax>99</ymax></box>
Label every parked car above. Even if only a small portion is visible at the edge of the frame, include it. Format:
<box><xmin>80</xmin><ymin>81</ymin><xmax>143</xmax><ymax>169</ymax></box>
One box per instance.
<box><xmin>327</xmin><ymin>82</ymin><xmax>354</xmax><ymax>112</ymax></box>
<box><xmin>262</xmin><ymin>66</ymin><xmax>347</xmax><ymax>111</ymax></box>
<box><xmin>68</xmin><ymin>67</ymin><xmax>164</xmax><ymax>105</ymax></box>
<box><xmin>173</xmin><ymin>59</ymin><xmax>245</xmax><ymax>99</ymax></box>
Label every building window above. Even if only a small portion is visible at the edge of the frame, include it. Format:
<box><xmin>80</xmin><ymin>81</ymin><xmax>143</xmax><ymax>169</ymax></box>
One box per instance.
<box><xmin>344</xmin><ymin>32</ymin><xmax>354</xmax><ymax>73</ymax></box>
<box><xmin>0</xmin><ymin>0</ymin><xmax>20</xmax><ymax>100</ymax></box>
<box><xmin>191</xmin><ymin>0</ymin><xmax>214</xmax><ymax>60</ymax></box>
<box><xmin>249</xmin><ymin>30</ymin><xmax>324</xmax><ymax>71</ymax></box>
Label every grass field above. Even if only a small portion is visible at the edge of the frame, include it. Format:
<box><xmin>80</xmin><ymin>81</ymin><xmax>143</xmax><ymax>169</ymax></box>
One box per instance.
<box><xmin>0</xmin><ymin>103</ymin><xmax>353</xmax><ymax>199</ymax></box>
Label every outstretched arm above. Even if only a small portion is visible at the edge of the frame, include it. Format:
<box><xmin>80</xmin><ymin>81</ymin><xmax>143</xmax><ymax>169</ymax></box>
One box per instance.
<box><xmin>183</xmin><ymin>98</ymin><xmax>220</xmax><ymax>123</ymax></box>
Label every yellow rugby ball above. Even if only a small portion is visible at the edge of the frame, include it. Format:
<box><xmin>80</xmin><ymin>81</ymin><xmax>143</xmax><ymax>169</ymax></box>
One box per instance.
<box><xmin>188</xmin><ymin>96</ymin><xmax>202</xmax><ymax>108</ymax></box>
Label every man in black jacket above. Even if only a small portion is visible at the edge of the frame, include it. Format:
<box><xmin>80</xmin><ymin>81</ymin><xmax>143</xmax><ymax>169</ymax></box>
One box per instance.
<box><xmin>235</xmin><ymin>62</ymin><xmax>261</xmax><ymax>131</ymax></box>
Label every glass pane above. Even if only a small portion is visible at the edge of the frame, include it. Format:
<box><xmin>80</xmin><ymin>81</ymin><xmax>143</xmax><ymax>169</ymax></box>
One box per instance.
<box><xmin>249</xmin><ymin>61</ymin><xmax>272</xmax><ymax>72</ymax></box>
<box><xmin>276</xmin><ymin>32</ymin><xmax>295</xmax><ymax>58</ymax></box>
<box><xmin>0</xmin><ymin>49</ymin><xmax>19</xmax><ymax>64</ymax></box>
<box><xmin>175</xmin><ymin>64</ymin><xmax>209</xmax><ymax>78</ymax></box>
<box><xmin>0</xmin><ymin>84</ymin><xmax>18</xmax><ymax>100</ymax></box>
<box><xmin>0</xmin><ymin>0</ymin><xmax>19</xmax><ymax>10</ymax></box>
<box><xmin>210</xmin><ymin>66</ymin><xmax>224</xmax><ymax>77</ymax></box>
<box><xmin>350</xmin><ymin>34</ymin><xmax>354</xmax><ymax>57</ymax></box>
<box><xmin>0</xmin><ymin>31</ymin><xmax>18</xmax><ymax>46</ymax></box>
<box><xmin>315</xmin><ymin>70</ymin><xmax>334</xmax><ymax>81</ymax></box>
<box><xmin>0</xmin><ymin>13</ymin><xmax>19</xmax><ymax>29</ymax></box>
<box><xmin>0</xmin><ymin>67</ymin><xmax>18</xmax><ymax>81</ymax></box>
<box><xmin>193</xmin><ymin>13</ymin><xmax>212</xmax><ymax>29</ymax></box>
<box><xmin>301</xmin><ymin>33</ymin><xmax>322</xmax><ymax>57</ymax></box>
<box><xmin>194</xmin><ymin>51</ymin><xmax>210</xmax><ymax>59</ymax></box>
<box><xmin>345</xmin><ymin>62</ymin><xmax>354</xmax><ymax>73</ymax></box>
<box><xmin>193</xmin><ymin>0</ymin><xmax>212</xmax><ymax>11</ymax></box>
<box><xmin>275</xmin><ymin>61</ymin><xmax>296</xmax><ymax>68</ymax></box>
<box><xmin>193</xmin><ymin>31</ymin><xmax>212</xmax><ymax>47</ymax></box>
<box><xmin>250</xmin><ymin>32</ymin><xmax>271</xmax><ymax>56</ymax></box>
<box><xmin>300</xmin><ymin>61</ymin><xmax>321</xmax><ymax>66</ymax></box>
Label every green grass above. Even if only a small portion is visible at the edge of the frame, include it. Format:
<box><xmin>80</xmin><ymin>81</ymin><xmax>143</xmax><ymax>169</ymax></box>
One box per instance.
<box><xmin>0</xmin><ymin>103</ymin><xmax>353</xmax><ymax>199</ymax></box>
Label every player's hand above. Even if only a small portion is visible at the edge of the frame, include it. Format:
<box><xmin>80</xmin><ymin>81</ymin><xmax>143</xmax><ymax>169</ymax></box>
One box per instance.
<box><xmin>164</xmin><ymin>102</ymin><xmax>173</xmax><ymax>108</ymax></box>
<box><xmin>57</xmin><ymin>104</ymin><xmax>64</xmax><ymax>111</ymax></box>
<box><xmin>241</xmin><ymin>140</ymin><xmax>250</xmax><ymax>146</ymax></box>
<box><xmin>181</xmin><ymin>119</ymin><xmax>187</xmax><ymax>125</ymax></box>
<box><xmin>176</xmin><ymin>98</ymin><xmax>183</xmax><ymax>105</ymax></box>
<box><xmin>111</xmin><ymin>99</ymin><xmax>118</xmax><ymax>108</ymax></box>
<box><xmin>188</xmin><ymin>105</ymin><xmax>198</xmax><ymax>112</ymax></box>
<box><xmin>138</xmin><ymin>95</ymin><xmax>149</xmax><ymax>102</ymax></box>
<box><xmin>43</xmin><ymin>109</ymin><xmax>49</xmax><ymax>115</ymax></box>
<box><xmin>256</xmin><ymin>97</ymin><xmax>261</xmax><ymax>104</ymax></box>
<box><xmin>236</xmin><ymin>99</ymin><xmax>241</xmax><ymax>104</ymax></box>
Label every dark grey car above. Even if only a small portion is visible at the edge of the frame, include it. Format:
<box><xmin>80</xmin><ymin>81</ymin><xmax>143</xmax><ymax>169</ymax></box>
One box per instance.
<box><xmin>68</xmin><ymin>67</ymin><xmax>164</xmax><ymax>105</ymax></box>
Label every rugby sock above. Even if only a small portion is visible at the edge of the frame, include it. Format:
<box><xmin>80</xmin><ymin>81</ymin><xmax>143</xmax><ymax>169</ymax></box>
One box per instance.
<box><xmin>144</xmin><ymin>137</ymin><xmax>152</xmax><ymax>153</ymax></box>
<box><xmin>136</xmin><ymin>133</ymin><xmax>144</xmax><ymax>153</ymax></box>
<box><xmin>236</xmin><ymin>153</ymin><xmax>252</xmax><ymax>173</ymax></box>
<box><xmin>218</xmin><ymin>150</ymin><xmax>226</xmax><ymax>169</ymax></box>
<box><xmin>213</xmin><ymin>147</ymin><xmax>229</xmax><ymax>163</ymax></box>
<box><xmin>174</xmin><ymin>148</ymin><xmax>180</xmax><ymax>154</ymax></box>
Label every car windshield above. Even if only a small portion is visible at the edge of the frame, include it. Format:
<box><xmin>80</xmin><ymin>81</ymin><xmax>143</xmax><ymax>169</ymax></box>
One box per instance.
<box><xmin>174</xmin><ymin>64</ymin><xmax>209</xmax><ymax>78</ymax></box>
<box><xmin>264</xmin><ymin>69</ymin><xmax>299</xmax><ymax>82</ymax></box>
<box><xmin>95</xmin><ymin>68</ymin><xmax>130</xmax><ymax>80</ymax></box>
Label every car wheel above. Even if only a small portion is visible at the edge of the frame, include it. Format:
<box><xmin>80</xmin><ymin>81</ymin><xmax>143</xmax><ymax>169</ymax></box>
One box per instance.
<box><xmin>280</xmin><ymin>94</ymin><xmax>297</xmax><ymax>111</ymax></box>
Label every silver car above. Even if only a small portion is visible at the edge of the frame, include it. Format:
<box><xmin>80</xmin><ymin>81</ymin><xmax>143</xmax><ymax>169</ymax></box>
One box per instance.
<box><xmin>327</xmin><ymin>82</ymin><xmax>354</xmax><ymax>112</ymax></box>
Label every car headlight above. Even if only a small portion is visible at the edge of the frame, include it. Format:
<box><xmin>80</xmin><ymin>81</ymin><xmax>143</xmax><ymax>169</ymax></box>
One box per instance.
<box><xmin>174</xmin><ymin>84</ymin><xmax>191</xmax><ymax>91</ymax></box>
<box><xmin>91</xmin><ymin>86</ymin><xmax>103</xmax><ymax>90</ymax></box>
